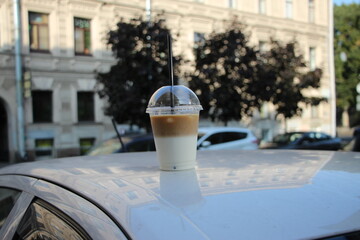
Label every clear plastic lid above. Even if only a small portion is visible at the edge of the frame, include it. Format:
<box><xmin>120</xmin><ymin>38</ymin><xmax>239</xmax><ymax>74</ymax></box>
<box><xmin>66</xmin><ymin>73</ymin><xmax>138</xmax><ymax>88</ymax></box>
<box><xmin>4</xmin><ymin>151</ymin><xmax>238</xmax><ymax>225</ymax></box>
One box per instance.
<box><xmin>146</xmin><ymin>85</ymin><xmax>203</xmax><ymax>115</ymax></box>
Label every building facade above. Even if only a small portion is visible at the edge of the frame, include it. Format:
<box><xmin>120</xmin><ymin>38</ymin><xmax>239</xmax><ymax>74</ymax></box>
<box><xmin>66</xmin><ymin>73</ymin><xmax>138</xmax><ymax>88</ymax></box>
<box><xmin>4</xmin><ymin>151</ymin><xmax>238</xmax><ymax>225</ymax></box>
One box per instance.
<box><xmin>0</xmin><ymin>0</ymin><xmax>334</xmax><ymax>163</ymax></box>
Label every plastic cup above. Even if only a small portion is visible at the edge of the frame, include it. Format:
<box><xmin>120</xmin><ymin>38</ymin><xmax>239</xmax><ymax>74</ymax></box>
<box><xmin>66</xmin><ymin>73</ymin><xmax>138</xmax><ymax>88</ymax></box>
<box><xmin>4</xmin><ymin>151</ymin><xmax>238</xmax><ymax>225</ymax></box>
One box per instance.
<box><xmin>146</xmin><ymin>85</ymin><xmax>202</xmax><ymax>171</ymax></box>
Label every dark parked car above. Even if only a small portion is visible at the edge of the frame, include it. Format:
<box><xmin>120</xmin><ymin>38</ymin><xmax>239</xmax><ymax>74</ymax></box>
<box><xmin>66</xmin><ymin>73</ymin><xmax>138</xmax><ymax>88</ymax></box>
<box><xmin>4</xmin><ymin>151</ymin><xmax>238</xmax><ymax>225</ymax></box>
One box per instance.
<box><xmin>87</xmin><ymin>134</ymin><xmax>155</xmax><ymax>156</ymax></box>
<box><xmin>262</xmin><ymin>131</ymin><xmax>342</xmax><ymax>151</ymax></box>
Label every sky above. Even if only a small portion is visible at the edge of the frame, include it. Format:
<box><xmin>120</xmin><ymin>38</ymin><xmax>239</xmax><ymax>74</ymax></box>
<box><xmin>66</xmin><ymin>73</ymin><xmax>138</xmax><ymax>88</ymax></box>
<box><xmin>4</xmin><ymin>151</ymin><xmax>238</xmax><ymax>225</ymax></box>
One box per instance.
<box><xmin>333</xmin><ymin>0</ymin><xmax>360</xmax><ymax>5</ymax></box>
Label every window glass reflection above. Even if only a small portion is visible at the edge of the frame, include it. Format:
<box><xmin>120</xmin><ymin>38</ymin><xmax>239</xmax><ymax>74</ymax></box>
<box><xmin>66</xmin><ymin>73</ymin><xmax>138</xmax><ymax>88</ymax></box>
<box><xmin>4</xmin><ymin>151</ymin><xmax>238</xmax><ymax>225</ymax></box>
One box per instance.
<box><xmin>0</xmin><ymin>188</ymin><xmax>21</xmax><ymax>230</ymax></box>
<box><xmin>13</xmin><ymin>199</ymin><xmax>90</xmax><ymax>240</ymax></box>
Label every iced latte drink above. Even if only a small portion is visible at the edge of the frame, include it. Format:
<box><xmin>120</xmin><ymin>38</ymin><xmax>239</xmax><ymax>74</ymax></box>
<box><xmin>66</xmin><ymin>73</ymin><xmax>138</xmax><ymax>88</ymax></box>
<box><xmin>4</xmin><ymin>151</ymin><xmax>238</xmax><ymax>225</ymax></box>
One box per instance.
<box><xmin>146</xmin><ymin>86</ymin><xmax>202</xmax><ymax>171</ymax></box>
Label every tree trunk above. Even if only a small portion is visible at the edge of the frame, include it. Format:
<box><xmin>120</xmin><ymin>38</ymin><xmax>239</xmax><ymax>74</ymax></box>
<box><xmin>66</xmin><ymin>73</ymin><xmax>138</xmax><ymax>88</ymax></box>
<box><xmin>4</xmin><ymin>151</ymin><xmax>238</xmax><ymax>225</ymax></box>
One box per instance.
<box><xmin>341</xmin><ymin>107</ymin><xmax>350</xmax><ymax>128</ymax></box>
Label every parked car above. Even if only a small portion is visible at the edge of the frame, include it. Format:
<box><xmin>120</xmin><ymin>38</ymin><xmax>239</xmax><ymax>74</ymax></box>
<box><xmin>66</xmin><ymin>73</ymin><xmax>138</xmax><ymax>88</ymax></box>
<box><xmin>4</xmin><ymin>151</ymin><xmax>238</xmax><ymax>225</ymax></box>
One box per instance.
<box><xmin>197</xmin><ymin>127</ymin><xmax>259</xmax><ymax>150</ymax></box>
<box><xmin>88</xmin><ymin>127</ymin><xmax>258</xmax><ymax>156</ymax></box>
<box><xmin>1</xmin><ymin>150</ymin><xmax>360</xmax><ymax>239</ymax></box>
<box><xmin>87</xmin><ymin>134</ymin><xmax>155</xmax><ymax>156</ymax></box>
<box><xmin>262</xmin><ymin>131</ymin><xmax>342</xmax><ymax>151</ymax></box>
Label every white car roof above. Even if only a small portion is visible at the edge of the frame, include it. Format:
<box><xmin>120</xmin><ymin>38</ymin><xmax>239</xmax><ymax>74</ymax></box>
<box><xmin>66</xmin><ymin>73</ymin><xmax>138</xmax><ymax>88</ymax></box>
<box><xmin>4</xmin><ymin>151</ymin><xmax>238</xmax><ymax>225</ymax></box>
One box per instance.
<box><xmin>198</xmin><ymin>126</ymin><xmax>252</xmax><ymax>134</ymax></box>
<box><xmin>1</xmin><ymin>150</ymin><xmax>360</xmax><ymax>239</ymax></box>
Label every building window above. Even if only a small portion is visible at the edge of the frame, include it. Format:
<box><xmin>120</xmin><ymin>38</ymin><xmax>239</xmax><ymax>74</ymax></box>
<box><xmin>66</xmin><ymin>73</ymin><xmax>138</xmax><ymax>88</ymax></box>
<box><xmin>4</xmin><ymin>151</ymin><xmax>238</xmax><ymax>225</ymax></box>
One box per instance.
<box><xmin>259</xmin><ymin>0</ymin><xmax>266</xmax><ymax>14</ymax></box>
<box><xmin>77</xmin><ymin>91</ymin><xmax>94</xmax><ymax>122</ymax></box>
<box><xmin>79</xmin><ymin>138</ymin><xmax>95</xmax><ymax>155</ymax></box>
<box><xmin>308</xmin><ymin>0</ymin><xmax>315</xmax><ymax>23</ymax></box>
<box><xmin>32</xmin><ymin>90</ymin><xmax>52</xmax><ymax>123</ymax></box>
<box><xmin>259</xmin><ymin>41</ymin><xmax>267</xmax><ymax>53</ymax></box>
<box><xmin>194</xmin><ymin>32</ymin><xmax>205</xmax><ymax>49</ymax></box>
<box><xmin>285</xmin><ymin>0</ymin><xmax>293</xmax><ymax>19</ymax></box>
<box><xmin>74</xmin><ymin>17</ymin><xmax>91</xmax><ymax>55</ymax></box>
<box><xmin>309</xmin><ymin>47</ymin><xmax>316</xmax><ymax>70</ymax></box>
<box><xmin>311</xmin><ymin>105</ymin><xmax>319</xmax><ymax>118</ymax></box>
<box><xmin>28</xmin><ymin>12</ymin><xmax>49</xmax><ymax>52</ymax></box>
<box><xmin>228</xmin><ymin>0</ymin><xmax>236</xmax><ymax>8</ymax></box>
<box><xmin>35</xmin><ymin>138</ymin><xmax>54</xmax><ymax>159</ymax></box>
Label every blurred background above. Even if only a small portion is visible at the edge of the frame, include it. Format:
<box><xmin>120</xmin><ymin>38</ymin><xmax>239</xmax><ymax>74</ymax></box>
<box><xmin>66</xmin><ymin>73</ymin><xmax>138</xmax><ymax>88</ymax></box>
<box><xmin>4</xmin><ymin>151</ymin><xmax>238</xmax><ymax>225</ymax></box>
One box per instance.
<box><xmin>0</xmin><ymin>0</ymin><xmax>359</xmax><ymax>163</ymax></box>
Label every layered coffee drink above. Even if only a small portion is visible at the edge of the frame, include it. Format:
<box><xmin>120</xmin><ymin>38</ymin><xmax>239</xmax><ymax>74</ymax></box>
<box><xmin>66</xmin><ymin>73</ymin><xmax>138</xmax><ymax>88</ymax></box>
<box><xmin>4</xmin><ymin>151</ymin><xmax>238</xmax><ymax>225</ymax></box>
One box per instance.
<box><xmin>150</xmin><ymin>114</ymin><xmax>199</xmax><ymax>137</ymax></box>
<box><xmin>150</xmin><ymin>114</ymin><xmax>199</xmax><ymax>170</ymax></box>
<box><xmin>146</xmin><ymin>85</ymin><xmax>202</xmax><ymax>171</ymax></box>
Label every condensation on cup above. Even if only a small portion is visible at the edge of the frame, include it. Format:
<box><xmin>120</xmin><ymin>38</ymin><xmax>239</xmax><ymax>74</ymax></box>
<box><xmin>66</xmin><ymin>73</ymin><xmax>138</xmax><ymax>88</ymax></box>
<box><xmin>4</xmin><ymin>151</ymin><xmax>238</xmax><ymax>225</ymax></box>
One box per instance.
<box><xmin>146</xmin><ymin>85</ymin><xmax>202</xmax><ymax>171</ymax></box>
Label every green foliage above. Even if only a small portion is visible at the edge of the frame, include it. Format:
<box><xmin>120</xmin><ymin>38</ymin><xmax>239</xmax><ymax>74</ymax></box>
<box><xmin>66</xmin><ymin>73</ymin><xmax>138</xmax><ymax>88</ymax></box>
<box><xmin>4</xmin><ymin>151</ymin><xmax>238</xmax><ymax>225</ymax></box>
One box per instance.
<box><xmin>255</xmin><ymin>40</ymin><xmax>325</xmax><ymax>119</ymax></box>
<box><xmin>334</xmin><ymin>3</ymin><xmax>360</xmax><ymax>117</ymax></box>
<box><xmin>188</xmin><ymin>21</ymin><xmax>258</xmax><ymax>125</ymax></box>
<box><xmin>98</xmin><ymin>16</ymin><xmax>327</xmax><ymax>129</ymax></box>
<box><xmin>96</xmin><ymin>15</ymin><xmax>182</xmax><ymax>130</ymax></box>
<box><xmin>188</xmin><ymin>20</ymin><xmax>325</xmax><ymax>125</ymax></box>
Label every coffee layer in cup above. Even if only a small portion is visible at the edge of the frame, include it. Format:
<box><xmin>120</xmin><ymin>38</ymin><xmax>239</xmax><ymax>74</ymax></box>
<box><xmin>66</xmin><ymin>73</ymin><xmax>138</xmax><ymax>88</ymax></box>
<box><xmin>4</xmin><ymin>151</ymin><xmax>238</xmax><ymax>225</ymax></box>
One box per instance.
<box><xmin>150</xmin><ymin>114</ymin><xmax>199</xmax><ymax>137</ymax></box>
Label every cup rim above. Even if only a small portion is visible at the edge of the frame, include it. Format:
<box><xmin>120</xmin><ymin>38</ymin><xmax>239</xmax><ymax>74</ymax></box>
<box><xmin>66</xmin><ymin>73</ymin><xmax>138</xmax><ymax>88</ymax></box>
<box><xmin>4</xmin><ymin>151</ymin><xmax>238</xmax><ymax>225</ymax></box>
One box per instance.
<box><xmin>146</xmin><ymin>105</ymin><xmax>203</xmax><ymax>115</ymax></box>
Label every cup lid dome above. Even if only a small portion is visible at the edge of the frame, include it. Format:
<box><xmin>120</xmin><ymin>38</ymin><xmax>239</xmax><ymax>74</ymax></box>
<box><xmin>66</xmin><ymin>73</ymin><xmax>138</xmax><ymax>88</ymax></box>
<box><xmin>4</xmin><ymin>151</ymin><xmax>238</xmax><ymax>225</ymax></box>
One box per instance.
<box><xmin>146</xmin><ymin>85</ymin><xmax>202</xmax><ymax>114</ymax></box>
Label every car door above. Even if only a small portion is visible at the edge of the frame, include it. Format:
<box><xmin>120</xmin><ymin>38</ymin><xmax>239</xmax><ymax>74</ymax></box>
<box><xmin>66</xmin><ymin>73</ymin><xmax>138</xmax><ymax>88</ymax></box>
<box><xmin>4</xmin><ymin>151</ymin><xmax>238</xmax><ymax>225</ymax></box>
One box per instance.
<box><xmin>297</xmin><ymin>132</ymin><xmax>326</xmax><ymax>150</ymax></box>
<box><xmin>0</xmin><ymin>175</ymin><xmax>128</xmax><ymax>240</ymax></box>
<box><xmin>297</xmin><ymin>133</ymin><xmax>338</xmax><ymax>150</ymax></box>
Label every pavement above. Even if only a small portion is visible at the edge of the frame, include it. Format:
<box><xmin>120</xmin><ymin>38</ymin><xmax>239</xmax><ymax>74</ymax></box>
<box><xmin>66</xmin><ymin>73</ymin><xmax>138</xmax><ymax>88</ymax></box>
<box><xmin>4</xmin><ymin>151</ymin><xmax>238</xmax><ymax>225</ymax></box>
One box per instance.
<box><xmin>337</xmin><ymin>126</ymin><xmax>353</xmax><ymax>138</ymax></box>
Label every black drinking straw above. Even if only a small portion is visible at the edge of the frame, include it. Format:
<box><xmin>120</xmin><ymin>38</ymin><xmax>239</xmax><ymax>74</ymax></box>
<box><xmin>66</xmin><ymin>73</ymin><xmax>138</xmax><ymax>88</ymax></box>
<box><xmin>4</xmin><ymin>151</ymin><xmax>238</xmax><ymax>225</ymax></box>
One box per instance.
<box><xmin>167</xmin><ymin>34</ymin><xmax>175</xmax><ymax>109</ymax></box>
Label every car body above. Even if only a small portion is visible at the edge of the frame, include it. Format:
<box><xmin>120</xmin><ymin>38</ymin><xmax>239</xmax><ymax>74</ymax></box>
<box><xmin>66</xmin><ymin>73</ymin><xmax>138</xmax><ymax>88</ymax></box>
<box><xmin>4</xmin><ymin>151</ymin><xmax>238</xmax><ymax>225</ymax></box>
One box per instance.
<box><xmin>86</xmin><ymin>134</ymin><xmax>155</xmax><ymax>156</ymax></box>
<box><xmin>197</xmin><ymin>127</ymin><xmax>259</xmax><ymax>150</ymax></box>
<box><xmin>1</xmin><ymin>150</ymin><xmax>359</xmax><ymax>239</ymax></box>
<box><xmin>262</xmin><ymin>131</ymin><xmax>342</xmax><ymax>151</ymax></box>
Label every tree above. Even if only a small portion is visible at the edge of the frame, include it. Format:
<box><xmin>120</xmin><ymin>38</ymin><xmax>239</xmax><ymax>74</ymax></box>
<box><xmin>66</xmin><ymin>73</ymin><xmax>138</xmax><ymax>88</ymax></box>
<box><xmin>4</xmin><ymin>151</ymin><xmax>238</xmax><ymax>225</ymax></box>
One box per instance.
<box><xmin>96</xmin><ymin>15</ymin><xmax>182</xmax><ymax>131</ymax></box>
<box><xmin>188</xmin><ymin>21</ymin><xmax>259</xmax><ymax>126</ymax></box>
<box><xmin>254</xmin><ymin>40</ymin><xmax>325</xmax><ymax>120</ymax></box>
<box><xmin>188</xmin><ymin>19</ymin><xmax>325</xmax><ymax>126</ymax></box>
<box><xmin>334</xmin><ymin>3</ymin><xmax>360</xmax><ymax>127</ymax></box>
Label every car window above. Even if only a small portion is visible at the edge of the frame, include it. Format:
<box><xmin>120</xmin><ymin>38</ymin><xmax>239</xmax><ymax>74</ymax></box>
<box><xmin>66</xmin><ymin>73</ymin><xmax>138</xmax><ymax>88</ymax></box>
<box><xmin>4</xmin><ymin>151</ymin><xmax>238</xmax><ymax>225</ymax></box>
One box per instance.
<box><xmin>87</xmin><ymin>138</ymin><xmax>121</xmax><ymax>156</ymax></box>
<box><xmin>316</xmin><ymin>133</ymin><xmax>331</xmax><ymax>141</ymax></box>
<box><xmin>222</xmin><ymin>132</ymin><xmax>247</xmax><ymax>142</ymax></box>
<box><xmin>305</xmin><ymin>133</ymin><xmax>330</xmax><ymax>143</ymax></box>
<box><xmin>12</xmin><ymin>198</ymin><xmax>91</xmax><ymax>240</ymax></box>
<box><xmin>308</xmin><ymin>132</ymin><xmax>319</xmax><ymax>141</ymax></box>
<box><xmin>0</xmin><ymin>188</ymin><xmax>21</xmax><ymax>230</ymax></box>
<box><xmin>205</xmin><ymin>132</ymin><xmax>247</xmax><ymax>145</ymax></box>
<box><xmin>127</xmin><ymin>139</ymin><xmax>156</xmax><ymax>152</ymax></box>
<box><xmin>273</xmin><ymin>133</ymin><xmax>304</xmax><ymax>144</ymax></box>
<box><xmin>290</xmin><ymin>134</ymin><xmax>303</xmax><ymax>142</ymax></box>
<box><xmin>205</xmin><ymin>133</ymin><xmax>223</xmax><ymax>145</ymax></box>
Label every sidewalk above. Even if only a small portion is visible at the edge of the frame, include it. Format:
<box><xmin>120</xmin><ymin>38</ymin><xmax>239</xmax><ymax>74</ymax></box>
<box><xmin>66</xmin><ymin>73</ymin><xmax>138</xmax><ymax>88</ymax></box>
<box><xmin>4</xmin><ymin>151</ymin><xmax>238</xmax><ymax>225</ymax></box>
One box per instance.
<box><xmin>337</xmin><ymin>126</ymin><xmax>353</xmax><ymax>138</ymax></box>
